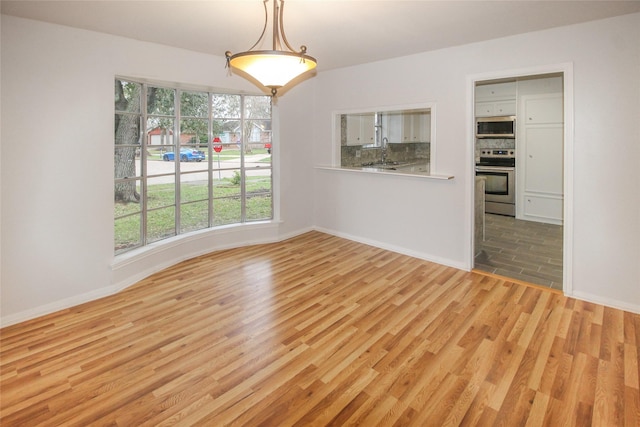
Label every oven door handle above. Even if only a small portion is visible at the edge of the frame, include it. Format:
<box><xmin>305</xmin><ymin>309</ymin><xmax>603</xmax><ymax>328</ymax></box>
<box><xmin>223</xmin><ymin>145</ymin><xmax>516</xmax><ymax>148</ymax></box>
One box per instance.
<box><xmin>476</xmin><ymin>166</ymin><xmax>515</xmax><ymax>172</ymax></box>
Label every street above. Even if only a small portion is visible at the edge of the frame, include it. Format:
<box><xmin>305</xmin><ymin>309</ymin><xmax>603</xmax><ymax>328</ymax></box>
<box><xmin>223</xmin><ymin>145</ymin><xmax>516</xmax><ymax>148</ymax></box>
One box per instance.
<box><xmin>138</xmin><ymin>153</ymin><xmax>271</xmax><ymax>183</ymax></box>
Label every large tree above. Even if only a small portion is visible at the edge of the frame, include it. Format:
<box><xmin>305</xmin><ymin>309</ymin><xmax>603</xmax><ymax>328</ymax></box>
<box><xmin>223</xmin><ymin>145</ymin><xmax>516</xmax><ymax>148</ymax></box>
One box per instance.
<box><xmin>114</xmin><ymin>80</ymin><xmax>141</xmax><ymax>203</ymax></box>
<box><xmin>114</xmin><ymin>82</ymin><xmax>173</xmax><ymax>203</ymax></box>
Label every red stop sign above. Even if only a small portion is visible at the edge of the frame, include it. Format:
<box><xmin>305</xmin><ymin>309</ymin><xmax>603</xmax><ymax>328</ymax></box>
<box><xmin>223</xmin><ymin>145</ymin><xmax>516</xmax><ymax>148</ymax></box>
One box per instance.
<box><xmin>213</xmin><ymin>144</ymin><xmax>223</xmax><ymax>153</ymax></box>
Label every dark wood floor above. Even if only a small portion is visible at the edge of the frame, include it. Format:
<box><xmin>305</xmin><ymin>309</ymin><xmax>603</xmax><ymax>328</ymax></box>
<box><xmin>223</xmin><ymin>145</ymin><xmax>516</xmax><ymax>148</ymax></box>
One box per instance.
<box><xmin>1</xmin><ymin>231</ymin><xmax>638</xmax><ymax>426</ymax></box>
<box><xmin>475</xmin><ymin>213</ymin><xmax>563</xmax><ymax>290</ymax></box>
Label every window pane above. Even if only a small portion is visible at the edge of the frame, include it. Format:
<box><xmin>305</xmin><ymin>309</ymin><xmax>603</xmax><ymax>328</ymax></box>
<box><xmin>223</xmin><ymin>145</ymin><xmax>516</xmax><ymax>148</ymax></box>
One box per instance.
<box><xmin>214</xmin><ymin>170</ymin><xmax>241</xmax><ymax>198</ymax></box>
<box><xmin>147</xmin><ymin>177</ymin><xmax>175</xmax><ymax>210</ymax></box>
<box><xmin>244</xmin><ymin>95</ymin><xmax>271</xmax><ymax>119</ymax></box>
<box><xmin>115</xmin><ymin>80</ymin><xmax>140</xmax><ymax>113</ymax></box>
<box><xmin>147</xmin><ymin>86</ymin><xmax>175</xmax><ymax>115</ymax></box>
<box><xmin>245</xmin><ymin>120</ymin><xmax>270</xmax><ymax>143</ymax></box>
<box><xmin>147</xmin><ymin>207</ymin><xmax>176</xmax><ymax>243</ymax></box>
<box><xmin>114</xmin><ymin>145</ymin><xmax>141</xmax><ymax>179</ymax></box>
<box><xmin>114</xmin><ymin>181</ymin><xmax>142</xmax><ymax>213</ymax></box>
<box><xmin>213</xmin><ymin>197</ymin><xmax>241</xmax><ymax>226</ymax></box>
<box><xmin>245</xmin><ymin>168</ymin><xmax>271</xmax><ymax>221</ymax></box>
<box><xmin>245</xmin><ymin>168</ymin><xmax>272</xmax><ymax>194</ymax></box>
<box><xmin>181</xmin><ymin>200</ymin><xmax>209</xmax><ymax>233</ymax></box>
<box><xmin>147</xmin><ymin>146</ymin><xmax>173</xmax><ymax>165</ymax></box>
<box><xmin>212</xmin><ymin>119</ymin><xmax>241</xmax><ymax>144</ymax></box>
<box><xmin>246</xmin><ymin>119</ymin><xmax>272</xmax><ymax>163</ymax></box>
<box><xmin>246</xmin><ymin>194</ymin><xmax>272</xmax><ymax>221</ymax></box>
<box><xmin>147</xmin><ymin>117</ymin><xmax>175</xmax><ymax>147</ymax></box>
<box><xmin>115</xmin><ymin>113</ymin><xmax>142</xmax><ymax>145</ymax></box>
<box><xmin>213</xmin><ymin>120</ymin><xmax>241</xmax><ymax>169</ymax></box>
<box><xmin>181</xmin><ymin>172</ymin><xmax>209</xmax><ymax>203</ymax></box>
<box><xmin>181</xmin><ymin>118</ymin><xmax>209</xmax><ymax>148</ymax></box>
<box><xmin>213</xmin><ymin>170</ymin><xmax>241</xmax><ymax>225</ymax></box>
<box><xmin>180</xmin><ymin>91</ymin><xmax>208</xmax><ymax>118</ymax></box>
<box><xmin>115</xmin><ymin>214</ymin><xmax>141</xmax><ymax>254</ymax></box>
<box><xmin>212</xmin><ymin>94</ymin><xmax>241</xmax><ymax>118</ymax></box>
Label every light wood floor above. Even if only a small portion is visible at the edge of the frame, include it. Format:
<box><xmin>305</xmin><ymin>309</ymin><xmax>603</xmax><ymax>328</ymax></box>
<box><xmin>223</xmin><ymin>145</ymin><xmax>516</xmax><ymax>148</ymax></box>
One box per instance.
<box><xmin>1</xmin><ymin>231</ymin><xmax>638</xmax><ymax>426</ymax></box>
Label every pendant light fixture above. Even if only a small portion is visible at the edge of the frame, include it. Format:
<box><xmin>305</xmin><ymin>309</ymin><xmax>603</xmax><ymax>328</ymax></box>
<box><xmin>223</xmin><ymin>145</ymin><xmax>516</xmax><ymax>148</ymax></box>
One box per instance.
<box><xmin>225</xmin><ymin>0</ymin><xmax>317</xmax><ymax>96</ymax></box>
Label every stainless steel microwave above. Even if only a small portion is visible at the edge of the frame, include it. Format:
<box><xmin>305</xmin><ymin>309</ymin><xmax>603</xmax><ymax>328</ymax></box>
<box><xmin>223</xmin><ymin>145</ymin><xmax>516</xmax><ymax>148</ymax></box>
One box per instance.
<box><xmin>476</xmin><ymin>116</ymin><xmax>516</xmax><ymax>138</ymax></box>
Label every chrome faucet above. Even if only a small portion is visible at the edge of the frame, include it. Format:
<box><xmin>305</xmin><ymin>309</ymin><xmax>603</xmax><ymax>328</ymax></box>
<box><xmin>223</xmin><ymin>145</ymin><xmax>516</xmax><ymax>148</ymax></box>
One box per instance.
<box><xmin>381</xmin><ymin>137</ymin><xmax>388</xmax><ymax>164</ymax></box>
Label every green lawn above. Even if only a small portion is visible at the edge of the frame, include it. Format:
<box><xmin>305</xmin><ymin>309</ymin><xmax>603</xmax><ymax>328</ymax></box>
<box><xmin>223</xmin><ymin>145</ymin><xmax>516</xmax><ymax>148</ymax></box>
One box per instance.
<box><xmin>115</xmin><ymin>174</ymin><xmax>272</xmax><ymax>253</ymax></box>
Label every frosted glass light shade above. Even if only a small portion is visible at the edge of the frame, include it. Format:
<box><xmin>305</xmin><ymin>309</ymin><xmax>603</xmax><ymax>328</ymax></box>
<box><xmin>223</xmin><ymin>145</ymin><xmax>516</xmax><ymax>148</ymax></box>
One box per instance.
<box><xmin>228</xmin><ymin>50</ymin><xmax>317</xmax><ymax>92</ymax></box>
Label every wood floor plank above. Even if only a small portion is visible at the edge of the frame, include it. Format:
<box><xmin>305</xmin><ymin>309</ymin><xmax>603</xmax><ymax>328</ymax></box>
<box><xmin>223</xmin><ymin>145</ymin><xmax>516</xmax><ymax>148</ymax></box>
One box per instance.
<box><xmin>1</xmin><ymin>231</ymin><xmax>639</xmax><ymax>425</ymax></box>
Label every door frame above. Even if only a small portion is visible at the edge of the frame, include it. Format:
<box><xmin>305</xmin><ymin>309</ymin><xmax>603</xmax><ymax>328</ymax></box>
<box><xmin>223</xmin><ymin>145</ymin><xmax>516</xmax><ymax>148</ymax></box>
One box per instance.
<box><xmin>467</xmin><ymin>63</ymin><xmax>574</xmax><ymax>294</ymax></box>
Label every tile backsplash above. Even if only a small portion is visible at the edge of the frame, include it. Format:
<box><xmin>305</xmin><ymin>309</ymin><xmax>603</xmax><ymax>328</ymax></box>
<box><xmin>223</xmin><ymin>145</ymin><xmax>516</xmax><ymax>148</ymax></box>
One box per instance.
<box><xmin>341</xmin><ymin>142</ymin><xmax>430</xmax><ymax>167</ymax></box>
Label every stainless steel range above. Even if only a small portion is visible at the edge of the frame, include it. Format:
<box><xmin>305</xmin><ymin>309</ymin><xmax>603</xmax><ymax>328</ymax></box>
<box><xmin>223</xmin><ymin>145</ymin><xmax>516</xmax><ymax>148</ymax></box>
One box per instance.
<box><xmin>476</xmin><ymin>149</ymin><xmax>515</xmax><ymax>216</ymax></box>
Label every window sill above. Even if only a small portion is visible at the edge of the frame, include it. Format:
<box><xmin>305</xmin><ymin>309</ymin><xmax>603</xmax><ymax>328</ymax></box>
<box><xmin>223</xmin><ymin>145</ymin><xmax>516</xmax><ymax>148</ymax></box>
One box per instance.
<box><xmin>315</xmin><ymin>166</ymin><xmax>454</xmax><ymax>180</ymax></box>
<box><xmin>111</xmin><ymin>220</ymin><xmax>281</xmax><ymax>271</ymax></box>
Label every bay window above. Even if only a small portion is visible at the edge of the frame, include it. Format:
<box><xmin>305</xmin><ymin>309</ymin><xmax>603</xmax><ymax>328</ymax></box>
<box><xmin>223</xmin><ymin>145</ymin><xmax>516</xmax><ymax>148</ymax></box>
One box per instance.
<box><xmin>114</xmin><ymin>78</ymin><xmax>272</xmax><ymax>255</ymax></box>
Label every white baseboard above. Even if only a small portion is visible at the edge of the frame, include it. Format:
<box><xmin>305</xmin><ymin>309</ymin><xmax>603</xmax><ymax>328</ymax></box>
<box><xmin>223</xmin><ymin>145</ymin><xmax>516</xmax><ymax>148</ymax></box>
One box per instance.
<box><xmin>312</xmin><ymin>226</ymin><xmax>468</xmax><ymax>271</ymax></box>
<box><xmin>0</xmin><ymin>285</ymin><xmax>123</xmax><ymax>328</ymax></box>
<box><xmin>568</xmin><ymin>290</ymin><xmax>640</xmax><ymax>315</ymax></box>
<box><xmin>5</xmin><ymin>226</ymin><xmax>635</xmax><ymax>327</ymax></box>
<box><xmin>1</xmin><ymin>225</ymin><xmax>314</xmax><ymax>328</ymax></box>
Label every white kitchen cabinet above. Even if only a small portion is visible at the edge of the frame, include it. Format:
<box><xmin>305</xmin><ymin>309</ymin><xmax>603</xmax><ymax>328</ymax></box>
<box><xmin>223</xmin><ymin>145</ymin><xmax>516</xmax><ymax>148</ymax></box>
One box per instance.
<box><xmin>475</xmin><ymin>81</ymin><xmax>517</xmax><ymax>117</ymax></box>
<box><xmin>385</xmin><ymin>113</ymin><xmax>403</xmax><ymax>143</ymax></box>
<box><xmin>346</xmin><ymin>114</ymin><xmax>375</xmax><ymax>145</ymax></box>
<box><xmin>523</xmin><ymin>195</ymin><xmax>563</xmax><ymax>222</ymax></box>
<box><xmin>402</xmin><ymin>113</ymin><xmax>418</xmax><ymax>142</ymax></box>
<box><xmin>401</xmin><ymin>112</ymin><xmax>430</xmax><ymax>142</ymax></box>
<box><xmin>524</xmin><ymin>127</ymin><xmax>563</xmax><ymax>195</ymax></box>
<box><xmin>476</xmin><ymin>81</ymin><xmax>516</xmax><ymax>100</ymax></box>
<box><xmin>518</xmin><ymin>94</ymin><xmax>563</xmax><ymax>224</ymax></box>
<box><xmin>383</xmin><ymin>111</ymin><xmax>431</xmax><ymax>143</ymax></box>
<box><xmin>475</xmin><ymin>100</ymin><xmax>516</xmax><ymax>117</ymax></box>
<box><xmin>476</xmin><ymin>102</ymin><xmax>496</xmax><ymax>117</ymax></box>
<box><xmin>523</xmin><ymin>97</ymin><xmax>563</xmax><ymax>124</ymax></box>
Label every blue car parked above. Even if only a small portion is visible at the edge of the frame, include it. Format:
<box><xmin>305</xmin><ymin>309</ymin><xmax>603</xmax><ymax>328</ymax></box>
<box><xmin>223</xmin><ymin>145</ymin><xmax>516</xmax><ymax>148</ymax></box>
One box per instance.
<box><xmin>163</xmin><ymin>148</ymin><xmax>206</xmax><ymax>162</ymax></box>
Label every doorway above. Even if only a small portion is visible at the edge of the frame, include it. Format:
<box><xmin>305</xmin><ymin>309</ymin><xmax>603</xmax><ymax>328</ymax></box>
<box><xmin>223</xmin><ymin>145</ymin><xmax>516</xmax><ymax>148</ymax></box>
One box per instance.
<box><xmin>474</xmin><ymin>211</ymin><xmax>563</xmax><ymax>289</ymax></box>
<box><xmin>471</xmin><ymin>69</ymin><xmax>571</xmax><ymax>293</ymax></box>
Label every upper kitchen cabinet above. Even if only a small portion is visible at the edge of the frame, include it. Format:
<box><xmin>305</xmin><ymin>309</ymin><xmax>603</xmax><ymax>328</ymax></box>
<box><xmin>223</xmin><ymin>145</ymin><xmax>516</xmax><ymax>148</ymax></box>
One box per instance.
<box><xmin>476</xmin><ymin>81</ymin><xmax>517</xmax><ymax>99</ymax></box>
<box><xmin>385</xmin><ymin>110</ymin><xmax>430</xmax><ymax>143</ymax></box>
<box><xmin>402</xmin><ymin>111</ymin><xmax>430</xmax><ymax>142</ymax></box>
<box><xmin>475</xmin><ymin>81</ymin><xmax>517</xmax><ymax>117</ymax></box>
<box><xmin>346</xmin><ymin>113</ymin><xmax>375</xmax><ymax>146</ymax></box>
<box><xmin>476</xmin><ymin>100</ymin><xmax>517</xmax><ymax>117</ymax></box>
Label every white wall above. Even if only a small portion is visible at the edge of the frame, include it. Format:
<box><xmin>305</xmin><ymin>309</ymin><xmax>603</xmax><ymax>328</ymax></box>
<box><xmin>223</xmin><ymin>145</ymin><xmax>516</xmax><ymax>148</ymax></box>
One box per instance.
<box><xmin>311</xmin><ymin>13</ymin><xmax>640</xmax><ymax>313</ymax></box>
<box><xmin>0</xmin><ymin>16</ymin><xmax>315</xmax><ymax>325</ymax></box>
<box><xmin>2</xmin><ymin>12</ymin><xmax>639</xmax><ymax>325</ymax></box>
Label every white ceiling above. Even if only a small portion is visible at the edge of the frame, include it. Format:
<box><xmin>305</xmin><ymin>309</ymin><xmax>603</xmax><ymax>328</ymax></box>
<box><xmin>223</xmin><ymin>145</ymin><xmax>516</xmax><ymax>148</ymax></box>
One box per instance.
<box><xmin>2</xmin><ymin>1</ymin><xmax>640</xmax><ymax>71</ymax></box>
